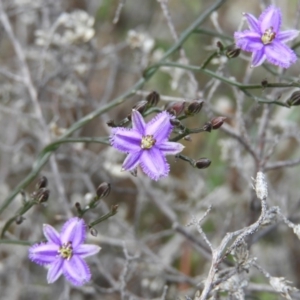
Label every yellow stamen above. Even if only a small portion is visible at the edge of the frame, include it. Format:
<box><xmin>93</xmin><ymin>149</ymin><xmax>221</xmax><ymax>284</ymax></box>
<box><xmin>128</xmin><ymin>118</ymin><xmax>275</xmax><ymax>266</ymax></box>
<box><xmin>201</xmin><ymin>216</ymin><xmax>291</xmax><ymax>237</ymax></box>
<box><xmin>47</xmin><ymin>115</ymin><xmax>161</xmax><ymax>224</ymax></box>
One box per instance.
<box><xmin>261</xmin><ymin>27</ymin><xmax>276</xmax><ymax>44</ymax></box>
<box><xmin>141</xmin><ymin>135</ymin><xmax>156</xmax><ymax>149</ymax></box>
<box><xmin>58</xmin><ymin>242</ymin><xmax>73</xmax><ymax>260</ymax></box>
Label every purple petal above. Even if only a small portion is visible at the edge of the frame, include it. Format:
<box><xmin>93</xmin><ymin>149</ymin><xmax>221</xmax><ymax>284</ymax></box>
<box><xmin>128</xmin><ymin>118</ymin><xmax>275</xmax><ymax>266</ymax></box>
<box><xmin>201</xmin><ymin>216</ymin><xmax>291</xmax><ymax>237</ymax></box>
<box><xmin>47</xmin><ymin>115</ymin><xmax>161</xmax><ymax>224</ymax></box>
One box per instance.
<box><xmin>140</xmin><ymin>148</ymin><xmax>169</xmax><ymax>181</ymax></box>
<box><xmin>277</xmin><ymin>30</ymin><xmax>299</xmax><ymax>43</ymax></box>
<box><xmin>145</xmin><ymin>111</ymin><xmax>173</xmax><ymax>143</ymax></box>
<box><xmin>234</xmin><ymin>30</ymin><xmax>263</xmax><ymax>52</ymax></box>
<box><xmin>43</xmin><ymin>224</ymin><xmax>61</xmax><ymax>245</ymax></box>
<box><xmin>75</xmin><ymin>244</ymin><xmax>101</xmax><ymax>258</ymax></box>
<box><xmin>110</xmin><ymin>128</ymin><xmax>141</xmax><ymax>153</ymax></box>
<box><xmin>259</xmin><ymin>5</ymin><xmax>281</xmax><ymax>33</ymax></box>
<box><xmin>63</xmin><ymin>255</ymin><xmax>91</xmax><ymax>286</ymax></box>
<box><xmin>243</xmin><ymin>13</ymin><xmax>260</xmax><ymax>32</ymax></box>
<box><xmin>122</xmin><ymin>151</ymin><xmax>142</xmax><ymax>171</ymax></box>
<box><xmin>60</xmin><ymin>217</ymin><xmax>86</xmax><ymax>248</ymax></box>
<box><xmin>47</xmin><ymin>257</ymin><xmax>64</xmax><ymax>284</ymax></box>
<box><xmin>251</xmin><ymin>49</ymin><xmax>266</xmax><ymax>67</ymax></box>
<box><xmin>29</xmin><ymin>242</ymin><xmax>59</xmax><ymax>265</ymax></box>
<box><xmin>158</xmin><ymin>141</ymin><xmax>184</xmax><ymax>155</ymax></box>
<box><xmin>265</xmin><ymin>41</ymin><xmax>297</xmax><ymax>68</ymax></box>
<box><xmin>131</xmin><ymin>110</ymin><xmax>146</xmax><ymax>134</ymax></box>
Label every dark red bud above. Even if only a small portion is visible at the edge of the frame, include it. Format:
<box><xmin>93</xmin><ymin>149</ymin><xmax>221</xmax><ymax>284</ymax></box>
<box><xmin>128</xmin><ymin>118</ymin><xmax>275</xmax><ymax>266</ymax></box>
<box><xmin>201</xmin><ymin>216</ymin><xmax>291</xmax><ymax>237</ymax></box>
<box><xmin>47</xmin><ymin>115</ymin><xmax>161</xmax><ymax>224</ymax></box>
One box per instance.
<box><xmin>146</xmin><ymin>91</ymin><xmax>160</xmax><ymax>107</ymax></box>
<box><xmin>35</xmin><ymin>188</ymin><xmax>50</xmax><ymax>203</ymax></box>
<box><xmin>226</xmin><ymin>47</ymin><xmax>241</xmax><ymax>58</ymax></box>
<box><xmin>185</xmin><ymin>100</ymin><xmax>203</xmax><ymax>116</ymax></box>
<box><xmin>211</xmin><ymin>116</ymin><xmax>226</xmax><ymax>130</ymax></box>
<box><xmin>195</xmin><ymin>158</ymin><xmax>211</xmax><ymax>169</ymax></box>
<box><xmin>96</xmin><ymin>182</ymin><xmax>111</xmax><ymax>199</ymax></box>
<box><xmin>36</xmin><ymin>176</ymin><xmax>48</xmax><ymax>189</ymax></box>
<box><xmin>287</xmin><ymin>91</ymin><xmax>300</xmax><ymax>107</ymax></box>
<box><xmin>166</xmin><ymin>102</ymin><xmax>186</xmax><ymax>116</ymax></box>
<box><xmin>170</xmin><ymin>118</ymin><xmax>181</xmax><ymax>127</ymax></box>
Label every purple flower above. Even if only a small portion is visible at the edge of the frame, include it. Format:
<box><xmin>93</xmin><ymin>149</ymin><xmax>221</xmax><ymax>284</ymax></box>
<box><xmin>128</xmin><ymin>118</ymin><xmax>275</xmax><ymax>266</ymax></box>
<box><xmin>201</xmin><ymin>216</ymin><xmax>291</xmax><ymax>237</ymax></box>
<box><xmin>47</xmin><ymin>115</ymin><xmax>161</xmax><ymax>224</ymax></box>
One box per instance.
<box><xmin>234</xmin><ymin>5</ymin><xmax>299</xmax><ymax>68</ymax></box>
<box><xmin>29</xmin><ymin>217</ymin><xmax>101</xmax><ymax>286</ymax></box>
<box><xmin>110</xmin><ymin>110</ymin><xmax>184</xmax><ymax>181</ymax></box>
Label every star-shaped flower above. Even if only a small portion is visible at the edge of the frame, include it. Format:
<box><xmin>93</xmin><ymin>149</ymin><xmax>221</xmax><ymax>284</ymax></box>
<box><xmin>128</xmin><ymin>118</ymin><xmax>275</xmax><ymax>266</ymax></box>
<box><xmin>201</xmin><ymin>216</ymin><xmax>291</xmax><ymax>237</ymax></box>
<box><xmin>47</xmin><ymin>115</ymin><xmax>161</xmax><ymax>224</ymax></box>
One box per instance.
<box><xmin>234</xmin><ymin>5</ymin><xmax>299</xmax><ymax>68</ymax></box>
<box><xmin>110</xmin><ymin>110</ymin><xmax>184</xmax><ymax>181</ymax></box>
<box><xmin>29</xmin><ymin>217</ymin><xmax>101</xmax><ymax>286</ymax></box>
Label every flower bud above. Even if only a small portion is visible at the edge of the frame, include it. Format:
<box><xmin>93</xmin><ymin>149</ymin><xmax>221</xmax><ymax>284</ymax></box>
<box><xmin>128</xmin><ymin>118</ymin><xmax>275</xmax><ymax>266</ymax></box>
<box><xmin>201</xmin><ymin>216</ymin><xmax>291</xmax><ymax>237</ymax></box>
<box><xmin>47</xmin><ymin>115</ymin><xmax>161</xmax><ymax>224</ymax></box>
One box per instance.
<box><xmin>96</xmin><ymin>182</ymin><xmax>111</xmax><ymax>199</ymax></box>
<box><xmin>35</xmin><ymin>188</ymin><xmax>50</xmax><ymax>203</ymax></box>
<box><xmin>195</xmin><ymin>158</ymin><xmax>211</xmax><ymax>169</ymax></box>
<box><xmin>286</xmin><ymin>91</ymin><xmax>300</xmax><ymax>106</ymax></box>
<box><xmin>36</xmin><ymin>176</ymin><xmax>48</xmax><ymax>190</ymax></box>
<box><xmin>226</xmin><ymin>47</ymin><xmax>241</xmax><ymax>58</ymax></box>
<box><xmin>15</xmin><ymin>215</ymin><xmax>25</xmax><ymax>225</ymax></box>
<box><xmin>185</xmin><ymin>100</ymin><xmax>203</xmax><ymax>116</ymax></box>
<box><xmin>107</xmin><ymin>120</ymin><xmax>116</xmax><ymax>127</ymax></box>
<box><xmin>90</xmin><ymin>228</ymin><xmax>98</xmax><ymax>237</ymax></box>
<box><xmin>170</xmin><ymin>118</ymin><xmax>181</xmax><ymax>127</ymax></box>
<box><xmin>211</xmin><ymin>116</ymin><xmax>226</xmax><ymax>130</ymax></box>
<box><xmin>216</xmin><ymin>41</ymin><xmax>224</xmax><ymax>51</ymax></box>
<box><xmin>146</xmin><ymin>91</ymin><xmax>160</xmax><ymax>107</ymax></box>
<box><xmin>261</xmin><ymin>79</ymin><xmax>268</xmax><ymax>88</ymax></box>
<box><xmin>166</xmin><ymin>102</ymin><xmax>185</xmax><ymax>116</ymax></box>
<box><xmin>75</xmin><ymin>202</ymin><xmax>82</xmax><ymax>211</ymax></box>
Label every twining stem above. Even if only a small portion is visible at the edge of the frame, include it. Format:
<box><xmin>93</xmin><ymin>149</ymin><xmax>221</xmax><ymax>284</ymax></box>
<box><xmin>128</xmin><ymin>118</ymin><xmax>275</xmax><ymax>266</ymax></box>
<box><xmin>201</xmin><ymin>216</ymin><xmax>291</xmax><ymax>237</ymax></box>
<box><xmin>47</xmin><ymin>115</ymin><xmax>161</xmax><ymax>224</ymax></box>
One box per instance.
<box><xmin>0</xmin><ymin>0</ymin><xmax>227</xmax><ymax>216</ymax></box>
<box><xmin>88</xmin><ymin>205</ymin><xmax>119</xmax><ymax>228</ymax></box>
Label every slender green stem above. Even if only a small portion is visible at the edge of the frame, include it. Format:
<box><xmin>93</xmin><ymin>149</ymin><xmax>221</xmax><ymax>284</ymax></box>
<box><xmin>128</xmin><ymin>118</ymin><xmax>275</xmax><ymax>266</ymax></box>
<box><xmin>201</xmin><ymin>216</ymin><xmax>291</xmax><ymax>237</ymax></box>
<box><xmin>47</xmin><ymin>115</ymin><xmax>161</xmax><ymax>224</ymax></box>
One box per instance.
<box><xmin>150</xmin><ymin>61</ymin><xmax>300</xmax><ymax>90</ymax></box>
<box><xmin>1</xmin><ymin>200</ymin><xmax>36</xmax><ymax>238</ymax></box>
<box><xmin>0</xmin><ymin>239</ymin><xmax>32</xmax><ymax>246</ymax></box>
<box><xmin>88</xmin><ymin>205</ymin><xmax>118</xmax><ymax>228</ymax></box>
<box><xmin>0</xmin><ymin>0</ymin><xmax>227</xmax><ymax>216</ymax></box>
<box><xmin>171</xmin><ymin>126</ymin><xmax>207</xmax><ymax>142</ymax></box>
<box><xmin>193</xmin><ymin>28</ymin><xmax>234</xmax><ymax>41</ymax></box>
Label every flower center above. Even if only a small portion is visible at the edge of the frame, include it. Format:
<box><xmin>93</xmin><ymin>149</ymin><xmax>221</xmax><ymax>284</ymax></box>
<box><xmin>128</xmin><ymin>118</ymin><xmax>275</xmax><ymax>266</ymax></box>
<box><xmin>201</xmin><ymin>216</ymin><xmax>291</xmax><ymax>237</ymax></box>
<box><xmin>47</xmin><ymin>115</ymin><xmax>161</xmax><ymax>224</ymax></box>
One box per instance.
<box><xmin>261</xmin><ymin>27</ymin><xmax>276</xmax><ymax>44</ymax></box>
<box><xmin>141</xmin><ymin>135</ymin><xmax>156</xmax><ymax>149</ymax></box>
<box><xmin>58</xmin><ymin>242</ymin><xmax>73</xmax><ymax>260</ymax></box>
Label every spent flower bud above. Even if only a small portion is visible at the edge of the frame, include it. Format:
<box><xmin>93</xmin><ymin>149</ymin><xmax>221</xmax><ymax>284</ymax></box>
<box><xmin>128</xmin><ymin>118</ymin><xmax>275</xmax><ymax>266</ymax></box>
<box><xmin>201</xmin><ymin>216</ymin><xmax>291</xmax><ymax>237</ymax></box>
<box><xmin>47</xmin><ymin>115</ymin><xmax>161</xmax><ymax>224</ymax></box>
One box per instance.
<box><xmin>90</xmin><ymin>228</ymin><xmax>98</xmax><ymax>237</ymax></box>
<box><xmin>106</xmin><ymin>120</ymin><xmax>117</xmax><ymax>127</ymax></box>
<box><xmin>15</xmin><ymin>215</ymin><xmax>25</xmax><ymax>225</ymax></box>
<box><xmin>211</xmin><ymin>116</ymin><xmax>226</xmax><ymax>130</ymax></box>
<box><xmin>170</xmin><ymin>118</ymin><xmax>181</xmax><ymax>127</ymax></box>
<box><xmin>146</xmin><ymin>91</ymin><xmax>160</xmax><ymax>107</ymax></box>
<box><xmin>286</xmin><ymin>91</ymin><xmax>300</xmax><ymax>107</ymax></box>
<box><xmin>261</xmin><ymin>79</ymin><xmax>268</xmax><ymax>88</ymax></box>
<box><xmin>166</xmin><ymin>102</ymin><xmax>185</xmax><ymax>116</ymax></box>
<box><xmin>195</xmin><ymin>158</ymin><xmax>211</xmax><ymax>169</ymax></box>
<box><xmin>185</xmin><ymin>100</ymin><xmax>203</xmax><ymax>116</ymax></box>
<box><xmin>36</xmin><ymin>176</ymin><xmax>48</xmax><ymax>190</ymax></box>
<box><xmin>216</xmin><ymin>41</ymin><xmax>224</xmax><ymax>51</ymax></box>
<box><xmin>96</xmin><ymin>182</ymin><xmax>111</xmax><ymax>199</ymax></box>
<box><xmin>226</xmin><ymin>46</ymin><xmax>241</xmax><ymax>58</ymax></box>
<box><xmin>34</xmin><ymin>188</ymin><xmax>50</xmax><ymax>203</ymax></box>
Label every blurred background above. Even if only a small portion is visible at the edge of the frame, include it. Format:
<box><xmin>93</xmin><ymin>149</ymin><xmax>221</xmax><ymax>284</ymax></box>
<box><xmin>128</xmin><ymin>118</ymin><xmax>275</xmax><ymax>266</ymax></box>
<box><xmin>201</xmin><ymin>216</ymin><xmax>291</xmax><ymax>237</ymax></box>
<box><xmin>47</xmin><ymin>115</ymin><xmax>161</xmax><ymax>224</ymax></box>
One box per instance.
<box><xmin>1</xmin><ymin>0</ymin><xmax>300</xmax><ymax>299</ymax></box>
